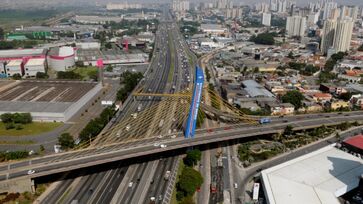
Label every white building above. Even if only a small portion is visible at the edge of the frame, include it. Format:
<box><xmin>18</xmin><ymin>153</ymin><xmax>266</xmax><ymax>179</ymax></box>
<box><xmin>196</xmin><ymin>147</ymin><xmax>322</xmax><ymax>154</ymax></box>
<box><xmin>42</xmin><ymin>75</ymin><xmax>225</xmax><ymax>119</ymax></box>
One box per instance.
<box><xmin>262</xmin><ymin>13</ymin><xmax>272</xmax><ymax>26</ymax></box>
<box><xmin>307</xmin><ymin>12</ymin><xmax>319</xmax><ymax>26</ymax></box>
<box><xmin>6</xmin><ymin>60</ymin><xmax>23</xmax><ymax>77</ymax></box>
<box><xmin>24</xmin><ymin>58</ymin><xmax>46</xmax><ymax>77</ymax></box>
<box><xmin>321</xmin><ymin>19</ymin><xmax>337</xmax><ymax>54</ymax></box>
<box><xmin>262</xmin><ymin>145</ymin><xmax>363</xmax><ymax>204</ymax></box>
<box><xmin>333</xmin><ymin>18</ymin><xmax>354</xmax><ymax>53</ymax></box>
<box><xmin>106</xmin><ymin>3</ymin><xmax>142</xmax><ymax>10</ymax></box>
<box><xmin>172</xmin><ymin>0</ymin><xmax>190</xmax><ymax>12</ymax></box>
<box><xmin>48</xmin><ymin>46</ymin><xmax>75</xmax><ymax>72</ymax></box>
<box><xmin>201</xmin><ymin>24</ymin><xmax>227</xmax><ymax>35</ymax></box>
<box><xmin>323</xmin><ymin>2</ymin><xmax>338</xmax><ymax>20</ymax></box>
<box><xmin>286</xmin><ymin>16</ymin><xmax>306</xmax><ymax>37</ymax></box>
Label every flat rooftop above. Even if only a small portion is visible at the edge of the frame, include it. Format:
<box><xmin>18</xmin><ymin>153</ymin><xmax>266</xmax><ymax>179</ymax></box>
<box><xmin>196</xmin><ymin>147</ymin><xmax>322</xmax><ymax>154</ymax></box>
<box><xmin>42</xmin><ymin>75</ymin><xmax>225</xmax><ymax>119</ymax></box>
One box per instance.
<box><xmin>262</xmin><ymin>145</ymin><xmax>363</xmax><ymax>204</ymax></box>
<box><xmin>0</xmin><ymin>80</ymin><xmax>96</xmax><ymax>103</ymax></box>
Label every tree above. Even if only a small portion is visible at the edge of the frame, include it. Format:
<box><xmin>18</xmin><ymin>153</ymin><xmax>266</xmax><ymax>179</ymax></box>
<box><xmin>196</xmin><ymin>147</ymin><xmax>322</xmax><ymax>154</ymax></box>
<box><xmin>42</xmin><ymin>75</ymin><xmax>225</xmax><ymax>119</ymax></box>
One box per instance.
<box><xmin>184</xmin><ymin>149</ymin><xmax>202</xmax><ymax>167</ymax></box>
<box><xmin>12</xmin><ymin>73</ymin><xmax>21</xmax><ymax>80</ymax></box>
<box><xmin>250</xmin><ymin>33</ymin><xmax>275</xmax><ymax>45</ymax></box>
<box><xmin>0</xmin><ymin>27</ymin><xmax>4</xmax><ymax>40</ymax></box>
<box><xmin>36</xmin><ymin>72</ymin><xmax>48</xmax><ymax>79</ymax></box>
<box><xmin>358</xmin><ymin>44</ymin><xmax>363</xmax><ymax>52</ymax></box>
<box><xmin>287</xmin><ymin>51</ymin><xmax>294</xmax><ymax>59</ymax></box>
<box><xmin>283</xmin><ymin>125</ymin><xmax>294</xmax><ymax>136</ymax></box>
<box><xmin>281</xmin><ymin>90</ymin><xmax>304</xmax><ymax>109</ymax></box>
<box><xmin>1</xmin><ymin>113</ymin><xmax>13</xmax><ymax>123</ymax></box>
<box><xmin>105</xmin><ymin>42</ymin><xmax>112</xmax><ymax>49</ymax></box>
<box><xmin>177</xmin><ymin>167</ymin><xmax>203</xmax><ymax>199</ymax></box>
<box><xmin>105</xmin><ymin>65</ymin><xmax>113</xmax><ymax>72</ymax></box>
<box><xmin>58</xmin><ymin>133</ymin><xmax>75</xmax><ymax>150</ymax></box>
<box><xmin>39</xmin><ymin>145</ymin><xmax>45</xmax><ymax>153</ymax></box>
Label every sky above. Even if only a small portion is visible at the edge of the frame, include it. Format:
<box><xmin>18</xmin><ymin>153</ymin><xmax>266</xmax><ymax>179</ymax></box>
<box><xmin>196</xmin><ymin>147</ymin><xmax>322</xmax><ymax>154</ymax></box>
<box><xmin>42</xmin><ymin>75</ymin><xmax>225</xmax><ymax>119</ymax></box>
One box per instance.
<box><xmin>236</xmin><ymin>0</ymin><xmax>363</xmax><ymax>6</ymax></box>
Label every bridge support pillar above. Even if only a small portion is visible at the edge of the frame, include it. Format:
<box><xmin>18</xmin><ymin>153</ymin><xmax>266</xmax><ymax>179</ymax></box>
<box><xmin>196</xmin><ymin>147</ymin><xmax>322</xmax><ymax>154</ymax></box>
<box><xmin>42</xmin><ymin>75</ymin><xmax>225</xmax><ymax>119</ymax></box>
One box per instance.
<box><xmin>0</xmin><ymin>178</ymin><xmax>32</xmax><ymax>193</ymax></box>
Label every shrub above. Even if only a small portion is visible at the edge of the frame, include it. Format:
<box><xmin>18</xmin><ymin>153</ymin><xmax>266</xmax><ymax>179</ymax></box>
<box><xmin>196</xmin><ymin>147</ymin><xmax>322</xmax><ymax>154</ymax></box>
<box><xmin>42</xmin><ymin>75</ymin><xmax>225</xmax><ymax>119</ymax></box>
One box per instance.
<box><xmin>5</xmin><ymin>123</ymin><xmax>15</xmax><ymax>130</ymax></box>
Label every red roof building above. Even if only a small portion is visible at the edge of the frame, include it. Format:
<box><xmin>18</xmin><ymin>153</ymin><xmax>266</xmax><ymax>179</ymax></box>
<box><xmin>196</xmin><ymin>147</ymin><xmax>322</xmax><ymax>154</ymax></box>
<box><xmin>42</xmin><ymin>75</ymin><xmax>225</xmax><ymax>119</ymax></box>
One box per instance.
<box><xmin>343</xmin><ymin>134</ymin><xmax>363</xmax><ymax>154</ymax></box>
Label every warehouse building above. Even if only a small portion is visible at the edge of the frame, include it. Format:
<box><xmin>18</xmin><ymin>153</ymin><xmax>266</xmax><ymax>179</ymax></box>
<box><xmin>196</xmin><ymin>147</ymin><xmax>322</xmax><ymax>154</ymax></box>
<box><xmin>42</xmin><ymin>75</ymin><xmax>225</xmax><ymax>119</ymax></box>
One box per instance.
<box><xmin>0</xmin><ymin>81</ymin><xmax>102</xmax><ymax>122</ymax></box>
<box><xmin>0</xmin><ymin>49</ymin><xmax>47</xmax><ymax>62</ymax></box>
<box><xmin>261</xmin><ymin>145</ymin><xmax>363</xmax><ymax>204</ymax></box>
<box><xmin>47</xmin><ymin>46</ymin><xmax>75</xmax><ymax>71</ymax></box>
<box><xmin>6</xmin><ymin>60</ymin><xmax>23</xmax><ymax>77</ymax></box>
<box><xmin>24</xmin><ymin>58</ymin><xmax>46</xmax><ymax>77</ymax></box>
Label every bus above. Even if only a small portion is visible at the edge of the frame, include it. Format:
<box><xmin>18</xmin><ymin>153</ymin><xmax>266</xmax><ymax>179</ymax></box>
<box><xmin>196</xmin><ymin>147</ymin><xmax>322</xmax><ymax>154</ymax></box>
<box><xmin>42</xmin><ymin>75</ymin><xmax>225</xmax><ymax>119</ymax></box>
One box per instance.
<box><xmin>252</xmin><ymin>183</ymin><xmax>260</xmax><ymax>201</ymax></box>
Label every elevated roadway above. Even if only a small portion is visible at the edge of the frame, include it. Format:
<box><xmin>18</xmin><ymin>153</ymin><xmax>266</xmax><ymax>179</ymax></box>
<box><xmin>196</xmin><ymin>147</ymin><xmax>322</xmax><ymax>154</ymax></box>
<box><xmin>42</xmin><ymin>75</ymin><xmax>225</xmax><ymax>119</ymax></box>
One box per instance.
<box><xmin>0</xmin><ymin>112</ymin><xmax>362</xmax><ymax>192</ymax></box>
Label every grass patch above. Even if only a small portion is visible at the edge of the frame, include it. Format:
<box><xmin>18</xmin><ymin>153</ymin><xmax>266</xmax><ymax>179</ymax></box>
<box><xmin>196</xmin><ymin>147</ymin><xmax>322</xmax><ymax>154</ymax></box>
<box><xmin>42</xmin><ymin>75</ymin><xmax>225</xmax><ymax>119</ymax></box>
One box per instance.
<box><xmin>168</xmin><ymin>31</ymin><xmax>175</xmax><ymax>83</ymax></box>
<box><xmin>0</xmin><ymin>140</ymin><xmax>34</xmax><ymax>145</ymax></box>
<box><xmin>171</xmin><ymin>159</ymin><xmax>185</xmax><ymax>204</ymax></box>
<box><xmin>0</xmin><ymin>122</ymin><xmax>62</xmax><ymax>136</ymax></box>
<box><xmin>72</xmin><ymin>66</ymin><xmax>98</xmax><ymax>80</ymax></box>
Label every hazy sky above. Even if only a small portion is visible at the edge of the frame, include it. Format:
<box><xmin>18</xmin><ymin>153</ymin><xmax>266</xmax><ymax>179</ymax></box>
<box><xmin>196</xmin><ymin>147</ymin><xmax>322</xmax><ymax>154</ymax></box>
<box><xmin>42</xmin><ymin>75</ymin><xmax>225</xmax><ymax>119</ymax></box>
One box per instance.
<box><xmin>235</xmin><ymin>0</ymin><xmax>363</xmax><ymax>6</ymax></box>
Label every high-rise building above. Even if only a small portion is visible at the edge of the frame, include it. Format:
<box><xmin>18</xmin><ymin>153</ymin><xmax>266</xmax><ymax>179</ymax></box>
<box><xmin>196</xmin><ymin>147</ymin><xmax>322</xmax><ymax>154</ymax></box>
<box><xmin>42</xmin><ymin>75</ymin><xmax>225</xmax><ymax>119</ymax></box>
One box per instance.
<box><xmin>321</xmin><ymin>19</ymin><xmax>337</xmax><ymax>54</ymax></box>
<box><xmin>172</xmin><ymin>0</ymin><xmax>190</xmax><ymax>12</ymax></box>
<box><xmin>333</xmin><ymin>18</ymin><xmax>354</xmax><ymax>52</ymax></box>
<box><xmin>307</xmin><ymin>12</ymin><xmax>319</xmax><ymax>26</ymax></box>
<box><xmin>320</xmin><ymin>17</ymin><xmax>354</xmax><ymax>54</ymax></box>
<box><xmin>262</xmin><ymin>13</ymin><xmax>272</xmax><ymax>26</ymax></box>
<box><xmin>225</xmin><ymin>8</ymin><xmax>243</xmax><ymax>19</ymax></box>
<box><xmin>286</xmin><ymin>16</ymin><xmax>306</xmax><ymax>37</ymax></box>
<box><xmin>323</xmin><ymin>2</ymin><xmax>337</xmax><ymax>20</ymax></box>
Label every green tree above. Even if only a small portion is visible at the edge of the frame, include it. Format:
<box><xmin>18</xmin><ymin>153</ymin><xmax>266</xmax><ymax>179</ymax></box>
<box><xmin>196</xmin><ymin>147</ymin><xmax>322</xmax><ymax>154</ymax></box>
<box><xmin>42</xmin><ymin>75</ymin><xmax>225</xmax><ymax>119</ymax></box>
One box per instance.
<box><xmin>177</xmin><ymin>167</ymin><xmax>203</xmax><ymax>199</ymax></box>
<box><xmin>281</xmin><ymin>90</ymin><xmax>304</xmax><ymax>109</ymax></box>
<box><xmin>250</xmin><ymin>33</ymin><xmax>275</xmax><ymax>45</ymax></box>
<box><xmin>184</xmin><ymin>149</ymin><xmax>202</xmax><ymax>167</ymax></box>
<box><xmin>283</xmin><ymin>125</ymin><xmax>294</xmax><ymax>136</ymax></box>
<box><xmin>358</xmin><ymin>44</ymin><xmax>363</xmax><ymax>52</ymax></box>
<box><xmin>105</xmin><ymin>42</ymin><xmax>112</xmax><ymax>49</ymax></box>
<box><xmin>39</xmin><ymin>145</ymin><xmax>45</xmax><ymax>153</ymax></box>
<box><xmin>105</xmin><ymin>65</ymin><xmax>113</xmax><ymax>72</ymax></box>
<box><xmin>0</xmin><ymin>27</ymin><xmax>4</xmax><ymax>40</ymax></box>
<box><xmin>12</xmin><ymin>73</ymin><xmax>22</xmax><ymax>80</ymax></box>
<box><xmin>58</xmin><ymin>133</ymin><xmax>75</xmax><ymax>150</ymax></box>
<box><xmin>36</xmin><ymin>72</ymin><xmax>48</xmax><ymax>79</ymax></box>
<box><xmin>1</xmin><ymin>113</ymin><xmax>13</xmax><ymax>123</ymax></box>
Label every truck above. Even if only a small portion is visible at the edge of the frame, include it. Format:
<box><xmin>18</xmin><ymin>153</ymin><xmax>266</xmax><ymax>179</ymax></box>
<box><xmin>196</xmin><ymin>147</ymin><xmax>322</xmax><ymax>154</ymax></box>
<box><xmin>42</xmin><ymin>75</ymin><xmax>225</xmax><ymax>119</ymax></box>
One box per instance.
<box><xmin>210</xmin><ymin>182</ymin><xmax>217</xmax><ymax>193</ymax></box>
<box><xmin>164</xmin><ymin>170</ymin><xmax>171</xmax><ymax>180</ymax></box>
<box><xmin>259</xmin><ymin>118</ymin><xmax>271</xmax><ymax>124</ymax></box>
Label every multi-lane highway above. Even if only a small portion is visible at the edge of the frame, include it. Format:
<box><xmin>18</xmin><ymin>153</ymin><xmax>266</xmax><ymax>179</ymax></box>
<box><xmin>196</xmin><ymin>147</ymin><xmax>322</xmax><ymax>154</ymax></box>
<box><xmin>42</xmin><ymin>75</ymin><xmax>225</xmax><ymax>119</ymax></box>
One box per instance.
<box><xmin>36</xmin><ymin>6</ymin><xmax>195</xmax><ymax>203</ymax></box>
<box><xmin>1</xmin><ymin>111</ymin><xmax>363</xmax><ymax>188</ymax></box>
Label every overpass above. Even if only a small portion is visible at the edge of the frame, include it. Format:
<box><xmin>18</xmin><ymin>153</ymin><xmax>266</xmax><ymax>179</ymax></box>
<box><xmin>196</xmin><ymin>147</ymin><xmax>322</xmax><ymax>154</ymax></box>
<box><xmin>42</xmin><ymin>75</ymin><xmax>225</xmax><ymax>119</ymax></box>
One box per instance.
<box><xmin>0</xmin><ymin>112</ymin><xmax>362</xmax><ymax>192</ymax></box>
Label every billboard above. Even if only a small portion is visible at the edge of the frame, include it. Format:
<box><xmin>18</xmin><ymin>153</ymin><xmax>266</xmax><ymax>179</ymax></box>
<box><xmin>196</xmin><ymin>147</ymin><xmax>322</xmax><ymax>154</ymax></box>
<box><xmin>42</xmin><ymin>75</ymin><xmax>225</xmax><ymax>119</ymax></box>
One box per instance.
<box><xmin>184</xmin><ymin>66</ymin><xmax>204</xmax><ymax>138</ymax></box>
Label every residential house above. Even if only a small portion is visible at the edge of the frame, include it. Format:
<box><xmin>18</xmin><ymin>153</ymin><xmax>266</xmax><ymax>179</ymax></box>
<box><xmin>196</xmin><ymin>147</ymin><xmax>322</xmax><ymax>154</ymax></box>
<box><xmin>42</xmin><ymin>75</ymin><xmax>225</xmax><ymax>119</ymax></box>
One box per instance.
<box><xmin>312</xmin><ymin>93</ymin><xmax>332</xmax><ymax>103</ymax></box>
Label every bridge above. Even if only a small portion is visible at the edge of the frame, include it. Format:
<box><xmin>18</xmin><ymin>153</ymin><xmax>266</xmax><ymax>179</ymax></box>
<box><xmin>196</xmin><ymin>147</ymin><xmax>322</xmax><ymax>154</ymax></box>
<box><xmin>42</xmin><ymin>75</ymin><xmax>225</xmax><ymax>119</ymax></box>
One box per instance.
<box><xmin>0</xmin><ymin>110</ymin><xmax>362</xmax><ymax>192</ymax></box>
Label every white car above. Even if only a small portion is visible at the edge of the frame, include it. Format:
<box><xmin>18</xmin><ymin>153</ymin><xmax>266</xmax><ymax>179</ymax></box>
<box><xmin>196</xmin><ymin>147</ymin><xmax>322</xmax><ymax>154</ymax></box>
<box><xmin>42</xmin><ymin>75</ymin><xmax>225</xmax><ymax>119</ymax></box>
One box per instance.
<box><xmin>153</xmin><ymin>143</ymin><xmax>160</xmax><ymax>147</ymax></box>
<box><xmin>160</xmin><ymin>144</ymin><xmax>167</xmax><ymax>148</ymax></box>
<box><xmin>170</xmin><ymin>135</ymin><xmax>176</xmax><ymax>139</ymax></box>
<box><xmin>27</xmin><ymin>170</ymin><xmax>35</xmax><ymax>175</ymax></box>
<box><xmin>126</xmin><ymin>125</ymin><xmax>131</xmax><ymax>131</ymax></box>
<box><xmin>128</xmin><ymin>182</ymin><xmax>133</xmax><ymax>187</ymax></box>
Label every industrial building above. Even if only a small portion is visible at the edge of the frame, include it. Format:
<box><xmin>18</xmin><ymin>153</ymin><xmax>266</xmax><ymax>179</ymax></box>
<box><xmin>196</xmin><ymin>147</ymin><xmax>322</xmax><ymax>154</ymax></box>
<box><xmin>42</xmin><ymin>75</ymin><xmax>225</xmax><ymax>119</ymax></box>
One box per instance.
<box><xmin>261</xmin><ymin>145</ymin><xmax>363</xmax><ymax>204</ymax></box>
<box><xmin>47</xmin><ymin>46</ymin><xmax>75</xmax><ymax>71</ymax></box>
<box><xmin>242</xmin><ymin>80</ymin><xmax>275</xmax><ymax>98</ymax></box>
<box><xmin>6</xmin><ymin>60</ymin><xmax>23</xmax><ymax>77</ymax></box>
<box><xmin>0</xmin><ymin>49</ymin><xmax>46</xmax><ymax>63</ymax></box>
<box><xmin>24</xmin><ymin>58</ymin><xmax>46</xmax><ymax>77</ymax></box>
<box><xmin>0</xmin><ymin>80</ymin><xmax>102</xmax><ymax>122</ymax></box>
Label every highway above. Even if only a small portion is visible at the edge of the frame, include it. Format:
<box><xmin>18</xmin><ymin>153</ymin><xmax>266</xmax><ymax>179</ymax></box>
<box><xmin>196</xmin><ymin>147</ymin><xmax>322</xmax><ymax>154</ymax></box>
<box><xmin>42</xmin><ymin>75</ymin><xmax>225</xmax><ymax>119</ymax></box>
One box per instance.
<box><xmin>37</xmin><ymin>6</ymin><xmax>193</xmax><ymax>203</ymax></box>
<box><xmin>1</xmin><ymin>111</ymin><xmax>363</xmax><ymax>188</ymax></box>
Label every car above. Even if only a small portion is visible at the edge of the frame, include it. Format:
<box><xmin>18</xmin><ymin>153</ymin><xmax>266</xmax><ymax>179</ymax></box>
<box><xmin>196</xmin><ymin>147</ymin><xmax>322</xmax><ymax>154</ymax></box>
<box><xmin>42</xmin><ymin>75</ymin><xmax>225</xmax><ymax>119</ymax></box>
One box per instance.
<box><xmin>27</xmin><ymin>170</ymin><xmax>35</xmax><ymax>175</ymax></box>
<box><xmin>170</xmin><ymin>135</ymin><xmax>176</xmax><ymax>139</ymax></box>
<box><xmin>126</xmin><ymin>125</ymin><xmax>131</xmax><ymax>131</ymax></box>
<box><xmin>160</xmin><ymin>144</ymin><xmax>167</xmax><ymax>148</ymax></box>
<box><xmin>128</xmin><ymin>182</ymin><xmax>133</xmax><ymax>187</ymax></box>
<box><xmin>234</xmin><ymin>183</ymin><xmax>238</xmax><ymax>189</ymax></box>
<box><xmin>153</xmin><ymin>143</ymin><xmax>160</xmax><ymax>147</ymax></box>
